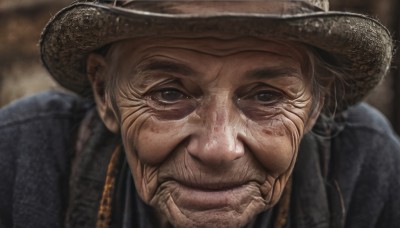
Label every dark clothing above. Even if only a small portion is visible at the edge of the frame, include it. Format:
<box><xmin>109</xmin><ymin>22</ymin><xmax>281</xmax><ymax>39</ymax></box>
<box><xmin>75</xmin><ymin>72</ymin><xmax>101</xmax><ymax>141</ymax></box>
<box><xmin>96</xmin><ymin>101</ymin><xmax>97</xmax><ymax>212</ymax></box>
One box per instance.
<box><xmin>0</xmin><ymin>91</ymin><xmax>399</xmax><ymax>228</ymax></box>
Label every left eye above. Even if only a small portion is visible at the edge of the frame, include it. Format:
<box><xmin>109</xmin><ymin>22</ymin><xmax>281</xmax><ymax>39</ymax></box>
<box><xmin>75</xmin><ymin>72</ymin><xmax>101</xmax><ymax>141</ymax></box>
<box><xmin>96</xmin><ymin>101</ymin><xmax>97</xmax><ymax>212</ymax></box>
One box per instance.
<box><xmin>254</xmin><ymin>91</ymin><xmax>282</xmax><ymax>103</ymax></box>
<box><xmin>153</xmin><ymin>88</ymin><xmax>187</xmax><ymax>103</ymax></box>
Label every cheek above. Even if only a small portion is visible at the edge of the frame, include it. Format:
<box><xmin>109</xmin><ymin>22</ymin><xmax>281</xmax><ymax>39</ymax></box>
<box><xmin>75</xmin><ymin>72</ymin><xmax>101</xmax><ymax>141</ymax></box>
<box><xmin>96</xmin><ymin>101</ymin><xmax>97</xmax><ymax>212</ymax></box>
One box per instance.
<box><xmin>247</xmin><ymin>104</ymin><xmax>310</xmax><ymax>177</ymax></box>
<box><xmin>119</xmin><ymin>101</ymin><xmax>191</xmax><ymax>202</ymax></box>
<box><xmin>133</xmin><ymin>118</ymin><xmax>189</xmax><ymax>164</ymax></box>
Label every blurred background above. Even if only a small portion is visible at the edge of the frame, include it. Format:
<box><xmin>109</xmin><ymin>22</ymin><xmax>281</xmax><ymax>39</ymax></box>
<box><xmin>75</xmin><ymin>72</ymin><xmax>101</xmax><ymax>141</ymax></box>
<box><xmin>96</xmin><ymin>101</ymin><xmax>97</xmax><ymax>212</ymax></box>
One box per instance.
<box><xmin>0</xmin><ymin>0</ymin><xmax>399</xmax><ymax>133</ymax></box>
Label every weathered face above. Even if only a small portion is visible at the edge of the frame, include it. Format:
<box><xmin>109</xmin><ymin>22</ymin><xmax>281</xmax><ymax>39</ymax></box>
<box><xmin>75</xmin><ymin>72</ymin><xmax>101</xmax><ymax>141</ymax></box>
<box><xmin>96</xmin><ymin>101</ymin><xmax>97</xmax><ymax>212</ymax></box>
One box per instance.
<box><xmin>89</xmin><ymin>36</ymin><xmax>320</xmax><ymax>227</ymax></box>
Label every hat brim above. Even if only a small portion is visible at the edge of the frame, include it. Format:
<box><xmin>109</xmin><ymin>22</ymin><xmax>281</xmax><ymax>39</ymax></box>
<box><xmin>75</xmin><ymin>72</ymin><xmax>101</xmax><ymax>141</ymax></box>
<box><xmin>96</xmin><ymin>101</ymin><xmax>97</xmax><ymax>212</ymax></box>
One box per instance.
<box><xmin>40</xmin><ymin>2</ymin><xmax>393</xmax><ymax>112</ymax></box>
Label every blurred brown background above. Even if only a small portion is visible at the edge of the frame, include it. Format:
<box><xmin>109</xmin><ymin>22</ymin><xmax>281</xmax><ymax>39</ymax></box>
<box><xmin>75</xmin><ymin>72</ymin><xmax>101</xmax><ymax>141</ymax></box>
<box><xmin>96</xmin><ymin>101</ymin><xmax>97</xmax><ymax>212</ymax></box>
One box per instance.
<box><xmin>1</xmin><ymin>0</ymin><xmax>400</xmax><ymax>133</ymax></box>
<box><xmin>0</xmin><ymin>0</ymin><xmax>71</xmax><ymax>105</ymax></box>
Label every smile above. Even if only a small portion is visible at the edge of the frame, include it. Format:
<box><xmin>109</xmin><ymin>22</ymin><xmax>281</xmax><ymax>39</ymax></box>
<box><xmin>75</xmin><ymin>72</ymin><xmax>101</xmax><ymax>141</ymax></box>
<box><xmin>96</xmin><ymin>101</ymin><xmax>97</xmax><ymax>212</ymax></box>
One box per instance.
<box><xmin>170</xmin><ymin>180</ymin><xmax>258</xmax><ymax>211</ymax></box>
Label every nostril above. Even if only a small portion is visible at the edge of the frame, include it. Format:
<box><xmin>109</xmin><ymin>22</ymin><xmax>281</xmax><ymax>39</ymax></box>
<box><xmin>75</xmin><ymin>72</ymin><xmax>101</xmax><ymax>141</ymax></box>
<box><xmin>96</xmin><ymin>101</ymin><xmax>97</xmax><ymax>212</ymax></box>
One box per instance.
<box><xmin>186</xmin><ymin>137</ymin><xmax>211</xmax><ymax>162</ymax></box>
<box><xmin>185</xmin><ymin>138</ymin><xmax>202</xmax><ymax>162</ymax></box>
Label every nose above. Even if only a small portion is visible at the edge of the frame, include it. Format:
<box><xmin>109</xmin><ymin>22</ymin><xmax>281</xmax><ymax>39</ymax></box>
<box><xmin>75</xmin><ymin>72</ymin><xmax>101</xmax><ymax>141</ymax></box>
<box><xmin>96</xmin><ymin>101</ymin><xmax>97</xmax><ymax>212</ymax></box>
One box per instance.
<box><xmin>186</xmin><ymin>101</ymin><xmax>245</xmax><ymax>167</ymax></box>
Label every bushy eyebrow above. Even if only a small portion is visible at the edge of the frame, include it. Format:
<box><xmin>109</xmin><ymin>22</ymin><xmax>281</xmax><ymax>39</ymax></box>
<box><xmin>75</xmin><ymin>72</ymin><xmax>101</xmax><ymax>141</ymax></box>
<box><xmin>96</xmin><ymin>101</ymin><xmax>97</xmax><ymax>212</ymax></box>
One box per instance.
<box><xmin>245</xmin><ymin>67</ymin><xmax>300</xmax><ymax>80</ymax></box>
<box><xmin>136</xmin><ymin>59</ymin><xmax>199</xmax><ymax>77</ymax></box>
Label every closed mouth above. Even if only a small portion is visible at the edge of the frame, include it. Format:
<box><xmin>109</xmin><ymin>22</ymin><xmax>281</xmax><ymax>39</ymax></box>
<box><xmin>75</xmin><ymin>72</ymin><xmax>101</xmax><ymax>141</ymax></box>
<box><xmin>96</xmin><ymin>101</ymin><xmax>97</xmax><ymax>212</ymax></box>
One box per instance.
<box><xmin>166</xmin><ymin>179</ymin><xmax>258</xmax><ymax>211</ymax></box>
<box><xmin>176</xmin><ymin>179</ymin><xmax>249</xmax><ymax>191</ymax></box>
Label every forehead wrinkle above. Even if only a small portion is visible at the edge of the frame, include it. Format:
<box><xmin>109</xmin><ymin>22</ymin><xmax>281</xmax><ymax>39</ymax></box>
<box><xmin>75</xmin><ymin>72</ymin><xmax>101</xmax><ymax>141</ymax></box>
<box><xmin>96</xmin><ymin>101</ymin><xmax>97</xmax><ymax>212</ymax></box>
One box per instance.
<box><xmin>245</xmin><ymin>66</ymin><xmax>301</xmax><ymax>81</ymax></box>
<box><xmin>136</xmin><ymin>56</ymin><xmax>199</xmax><ymax>76</ymax></box>
<box><xmin>129</xmin><ymin>54</ymin><xmax>200</xmax><ymax>84</ymax></box>
<box><xmin>112</xmin><ymin>38</ymin><xmax>311</xmax><ymax>85</ymax></box>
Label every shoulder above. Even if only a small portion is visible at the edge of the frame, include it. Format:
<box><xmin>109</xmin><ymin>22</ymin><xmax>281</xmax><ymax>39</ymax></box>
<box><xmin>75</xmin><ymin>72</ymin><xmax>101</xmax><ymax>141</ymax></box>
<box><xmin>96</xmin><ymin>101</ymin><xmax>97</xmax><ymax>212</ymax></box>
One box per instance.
<box><xmin>339</xmin><ymin>103</ymin><xmax>400</xmax><ymax>170</ymax></box>
<box><xmin>337</xmin><ymin>103</ymin><xmax>400</xmax><ymax>157</ymax></box>
<box><xmin>0</xmin><ymin>90</ymin><xmax>92</xmax><ymax>128</ymax></box>
<box><xmin>345</xmin><ymin>103</ymin><xmax>398</xmax><ymax>137</ymax></box>
<box><xmin>338</xmin><ymin>102</ymin><xmax>400</xmax><ymax>181</ymax></box>
<box><xmin>0</xmin><ymin>91</ymin><xmax>93</xmax><ymax>228</ymax></box>
<box><xmin>333</xmin><ymin>103</ymin><xmax>400</xmax><ymax>228</ymax></box>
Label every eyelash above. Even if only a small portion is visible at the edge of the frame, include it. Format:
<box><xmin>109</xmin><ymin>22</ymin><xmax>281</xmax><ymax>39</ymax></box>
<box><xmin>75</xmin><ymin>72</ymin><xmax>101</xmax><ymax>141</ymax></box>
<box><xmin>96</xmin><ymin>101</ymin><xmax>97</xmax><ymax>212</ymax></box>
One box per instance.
<box><xmin>149</xmin><ymin>87</ymin><xmax>190</xmax><ymax>104</ymax></box>
<box><xmin>254</xmin><ymin>90</ymin><xmax>283</xmax><ymax>102</ymax></box>
<box><xmin>153</xmin><ymin>88</ymin><xmax>189</xmax><ymax>103</ymax></box>
<box><xmin>237</xmin><ymin>84</ymin><xmax>285</xmax><ymax>103</ymax></box>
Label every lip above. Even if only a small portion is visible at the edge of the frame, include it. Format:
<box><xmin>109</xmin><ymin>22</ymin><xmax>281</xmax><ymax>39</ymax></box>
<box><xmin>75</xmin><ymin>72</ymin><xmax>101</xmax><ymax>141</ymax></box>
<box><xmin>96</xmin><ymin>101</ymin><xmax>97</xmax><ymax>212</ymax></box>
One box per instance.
<box><xmin>177</xmin><ymin>178</ymin><xmax>247</xmax><ymax>190</ymax></box>
<box><xmin>171</xmin><ymin>181</ymin><xmax>255</xmax><ymax>211</ymax></box>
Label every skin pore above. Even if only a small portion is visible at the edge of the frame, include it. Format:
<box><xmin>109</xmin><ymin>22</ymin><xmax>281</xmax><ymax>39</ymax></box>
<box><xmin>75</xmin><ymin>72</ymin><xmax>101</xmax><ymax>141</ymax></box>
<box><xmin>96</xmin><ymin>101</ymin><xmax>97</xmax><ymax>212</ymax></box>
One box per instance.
<box><xmin>87</xmin><ymin>36</ymin><xmax>322</xmax><ymax>227</ymax></box>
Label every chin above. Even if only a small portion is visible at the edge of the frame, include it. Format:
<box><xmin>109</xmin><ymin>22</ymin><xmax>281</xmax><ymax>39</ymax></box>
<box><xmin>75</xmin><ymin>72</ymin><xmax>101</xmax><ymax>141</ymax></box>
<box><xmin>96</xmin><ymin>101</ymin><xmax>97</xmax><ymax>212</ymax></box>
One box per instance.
<box><xmin>168</xmin><ymin>208</ymin><xmax>266</xmax><ymax>228</ymax></box>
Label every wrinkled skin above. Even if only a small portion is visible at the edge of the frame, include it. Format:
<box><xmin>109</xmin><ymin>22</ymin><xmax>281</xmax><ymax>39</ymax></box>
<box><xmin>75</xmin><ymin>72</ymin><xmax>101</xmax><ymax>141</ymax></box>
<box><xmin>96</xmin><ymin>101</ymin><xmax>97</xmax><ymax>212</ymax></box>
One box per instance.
<box><xmin>87</xmin><ymin>36</ymin><xmax>321</xmax><ymax>227</ymax></box>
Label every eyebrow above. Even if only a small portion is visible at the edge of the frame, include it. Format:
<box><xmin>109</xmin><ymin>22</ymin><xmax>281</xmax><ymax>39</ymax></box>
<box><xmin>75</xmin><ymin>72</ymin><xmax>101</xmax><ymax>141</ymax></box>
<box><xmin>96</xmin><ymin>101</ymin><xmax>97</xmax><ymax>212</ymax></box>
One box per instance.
<box><xmin>245</xmin><ymin>67</ymin><xmax>300</xmax><ymax>80</ymax></box>
<box><xmin>136</xmin><ymin>59</ymin><xmax>198</xmax><ymax>77</ymax></box>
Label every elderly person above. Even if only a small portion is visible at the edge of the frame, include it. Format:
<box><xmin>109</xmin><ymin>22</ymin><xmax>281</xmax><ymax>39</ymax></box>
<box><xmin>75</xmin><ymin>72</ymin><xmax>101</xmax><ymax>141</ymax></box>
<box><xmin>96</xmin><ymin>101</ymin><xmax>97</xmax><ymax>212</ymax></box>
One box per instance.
<box><xmin>0</xmin><ymin>0</ymin><xmax>399</xmax><ymax>227</ymax></box>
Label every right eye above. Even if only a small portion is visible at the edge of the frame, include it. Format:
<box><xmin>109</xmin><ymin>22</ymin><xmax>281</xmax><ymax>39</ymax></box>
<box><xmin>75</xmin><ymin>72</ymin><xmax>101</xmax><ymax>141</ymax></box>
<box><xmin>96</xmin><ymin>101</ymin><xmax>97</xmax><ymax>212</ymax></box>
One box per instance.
<box><xmin>252</xmin><ymin>90</ymin><xmax>283</xmax><ymax>105</ymax></box>
<box><xmin>151</xmin><ymin>88</ymin><xmax>189</xmax><ymax>104</ymax></box>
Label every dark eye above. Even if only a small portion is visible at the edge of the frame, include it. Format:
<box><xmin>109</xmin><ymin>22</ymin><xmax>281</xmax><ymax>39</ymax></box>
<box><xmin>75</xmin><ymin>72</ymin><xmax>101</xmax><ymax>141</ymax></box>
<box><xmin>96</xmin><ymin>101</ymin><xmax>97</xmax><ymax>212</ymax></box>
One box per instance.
<box><xmin>153</xmin><ymin>88</ymin><xmax>187</xmax><ymax>103</ymax></box>
<box><xmin>254</xmin><ymin>91</ymin><xmax>282</xmax><ymax>103</ymax></box>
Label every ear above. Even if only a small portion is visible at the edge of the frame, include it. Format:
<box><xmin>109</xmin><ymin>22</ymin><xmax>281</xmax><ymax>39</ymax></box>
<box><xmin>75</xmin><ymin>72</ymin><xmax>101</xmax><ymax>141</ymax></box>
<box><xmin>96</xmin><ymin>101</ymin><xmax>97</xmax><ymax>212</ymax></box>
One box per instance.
<box><xmin>87</xmin><ymin>53</ymin><xmax>120</xmax><ymax>133</ymax></box>
<box><xmin>304</xmin><ymin>96</ymin><xmax>324</xmax><ymax>133</ymax></box>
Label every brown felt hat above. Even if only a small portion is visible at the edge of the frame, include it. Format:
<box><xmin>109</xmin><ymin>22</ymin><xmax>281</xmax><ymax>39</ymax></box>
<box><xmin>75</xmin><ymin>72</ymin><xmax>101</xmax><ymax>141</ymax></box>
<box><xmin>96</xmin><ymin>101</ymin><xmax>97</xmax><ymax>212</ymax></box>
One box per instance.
<box><xmin>40</xmin><ymin>0</ymin><xmax>393</xmax><ymax>112</ymax></box>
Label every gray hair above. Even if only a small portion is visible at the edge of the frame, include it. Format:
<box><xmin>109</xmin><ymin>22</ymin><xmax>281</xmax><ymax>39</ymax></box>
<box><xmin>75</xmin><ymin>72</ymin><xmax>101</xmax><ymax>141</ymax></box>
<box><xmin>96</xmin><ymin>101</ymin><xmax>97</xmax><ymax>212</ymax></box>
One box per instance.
<box><xmin>306</xmin><ymin>46</ymin><xmax>349</xmax><ymax>137</ymax></box>
<box><xmin>307</xmin><ymin>46</ymin><xmax>348</xmax><ymax>116</ymax></box>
